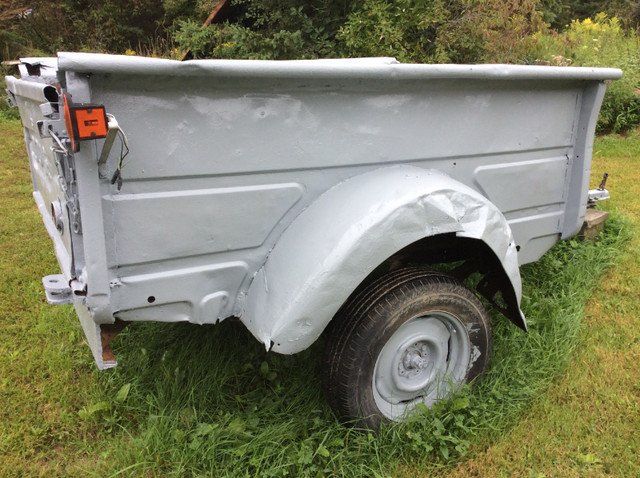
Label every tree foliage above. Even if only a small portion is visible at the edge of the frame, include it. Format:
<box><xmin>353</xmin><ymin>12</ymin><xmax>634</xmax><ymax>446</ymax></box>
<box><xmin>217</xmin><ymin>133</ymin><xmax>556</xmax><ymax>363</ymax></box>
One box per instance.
<box><xmin>173</xmin><ymin>0</ymin><xmax>547</xmax><ymax>63</ymax></box>
<box><xmin>0</xmin><ymin>0</ymin><xmax>625</xmax><ymax>62</ymax></box>
<box><xmin>435</xmin><ymin>0</ymin><xmax>546</xmax><ymax>63</ymax></box>
<box><xmin>173</xmin><ymin>0</ymin><xmax>355</xmax><ymax>59</ymax></box>
<box><xmin>1</xmin><ymin>0</ymin><xmax>639</xmax><ymax>132</ymax></box>
<box><xmin>532</xmin><ymin>13</ymin><xmax>640</xmax><ymax>133</ymax></box>
<box><xmin>0</xmin><ymin>0</ymin><xmax>169</xmax><ymax>57</ymax></box>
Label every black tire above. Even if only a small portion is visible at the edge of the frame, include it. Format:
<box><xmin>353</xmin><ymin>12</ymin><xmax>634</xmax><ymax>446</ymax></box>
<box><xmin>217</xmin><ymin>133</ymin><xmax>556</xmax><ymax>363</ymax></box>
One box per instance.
<box><xmin>322</xmin><ymin>267</ymin><xmax>491</xmax><ymax>430</ymax></box>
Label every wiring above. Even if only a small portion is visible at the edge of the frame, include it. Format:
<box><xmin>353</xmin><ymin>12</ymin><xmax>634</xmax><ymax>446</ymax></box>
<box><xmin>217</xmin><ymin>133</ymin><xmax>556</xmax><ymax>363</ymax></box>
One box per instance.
<box><xmin>109</xmin><ymin>123</ymin><xmax>130</xmax><ymax>191</ymax></box>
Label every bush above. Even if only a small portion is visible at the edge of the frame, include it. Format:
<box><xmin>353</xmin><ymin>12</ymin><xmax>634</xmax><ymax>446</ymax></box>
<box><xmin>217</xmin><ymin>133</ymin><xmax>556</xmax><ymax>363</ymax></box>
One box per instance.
<box><xmin>2</xmin><ymin>1</ymin><xmax>638</xmax><ymax>133</ymax></box>
<box><xmin>0</xmin><ymin>0</ymin><xmax>173</xmax><ymax>57</ymax></box>
<box><xmin>336</xmin><ymin>0</ymin><xmax>450</xmax><ymax>63</ymax></box>
<box><xmin>338</xmin><ymin>0</ymin><xmax>545</xmax><ymax>64</ymax></box>
<box><xmin>174</xmin><ymin>0</ymin><xmax>351</xmax><ymax>59</ymax></box>
<box><xmin>436</xmin><ymin>0</ymin><xmax>546</xmax><ymax>64</ymax></box>
<box><xmin>0</xmin><ymin>75</ymin><xmax>21</xmax><ymax>121</ymax></box>
<box><xmin>538</xmin><ymin>0</ymin><xmax>611</xmax><ymax>29</ymax></box>
<box><xmin>532</xmin><ymin>13</ymin><xmax>640</xmax><ymax>133</ymax></box>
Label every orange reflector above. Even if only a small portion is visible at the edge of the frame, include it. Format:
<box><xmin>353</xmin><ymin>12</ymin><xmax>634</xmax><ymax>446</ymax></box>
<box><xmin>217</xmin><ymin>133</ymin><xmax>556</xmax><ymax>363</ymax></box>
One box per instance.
<box><xmin>73</xmin><ymin>107</ymin><xmax>108</xmax><ymax>139</ymax></box>
<box><xmin>63</xmin><ymin>93</ymin><xmax>108</xmax><ymax>152</ymax></box>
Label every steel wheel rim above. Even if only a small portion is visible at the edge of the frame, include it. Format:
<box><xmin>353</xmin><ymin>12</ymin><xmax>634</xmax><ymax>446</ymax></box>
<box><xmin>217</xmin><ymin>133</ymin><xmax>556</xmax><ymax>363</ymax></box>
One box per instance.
<box><xmin>372</xmin><ymin>311</ymin><xmax>471</xmax><ymax>420</ymax></box>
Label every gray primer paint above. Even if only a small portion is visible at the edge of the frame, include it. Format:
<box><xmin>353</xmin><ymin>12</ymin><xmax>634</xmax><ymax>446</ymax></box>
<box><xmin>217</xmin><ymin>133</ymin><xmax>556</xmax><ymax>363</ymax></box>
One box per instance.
<box><xmin>242</xmin><ymin>166</ymin><xmax>523</xmax><ymax>352</ymax></box>
<box><xmin>6</xmin><ymin>53</ymin><xmax>620</xmax><ymax>367</ymax></box>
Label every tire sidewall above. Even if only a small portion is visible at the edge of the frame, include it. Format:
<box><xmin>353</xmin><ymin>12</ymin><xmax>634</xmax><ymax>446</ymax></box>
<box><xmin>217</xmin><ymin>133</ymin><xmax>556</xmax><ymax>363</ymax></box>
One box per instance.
<box><xmin>353</xmin><ymin>277</ymin><xmax>491</xmax><ymax>426</ymax></box>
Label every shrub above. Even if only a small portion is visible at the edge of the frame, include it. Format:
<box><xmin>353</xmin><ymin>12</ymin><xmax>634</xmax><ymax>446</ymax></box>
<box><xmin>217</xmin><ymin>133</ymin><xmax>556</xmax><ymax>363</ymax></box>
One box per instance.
<box><xmin>338</xmin><ymin>0</ymin><xmax>546</xmax><ymax>64</ymax></box>
<box><xmin>532</xmin><ymin>13</ymin><xmax>640</xmax><ymax>133</ymax></box>
<box><xmin>336</xmin><ymin>0</ymin><xmax>450</xmax><ymax>63</ymax></box>
<box><xmin>436</xmin><ymin>0</ymin><xmax>546</xmax><ymax>64</ymax></box>
<box><xmin>174</xmin><ymin>0</ymin><xmax>351</xmax><ymax>60</ymax></box>
<box><xmin>0</xmin><ymin>0</ymin><xmax>172</xmax><ymax>57</ymax></box>
<box><xmin>538</xmin><ymin>0</ymin><xmax>612</xmax><ymax>29</ymax></box>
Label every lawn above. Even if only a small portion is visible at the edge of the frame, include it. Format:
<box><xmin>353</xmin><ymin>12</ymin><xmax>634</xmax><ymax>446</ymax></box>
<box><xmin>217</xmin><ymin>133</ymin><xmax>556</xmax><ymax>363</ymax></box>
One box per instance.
<box><xmin>444</xmin><ymin>132</ymin><xmax>640</xmax><ymax>478</ymax></box>
<box><xmin>1</xmin><ymin>118</ymin><xmax>638</xmax><ymax>477</ymax></box>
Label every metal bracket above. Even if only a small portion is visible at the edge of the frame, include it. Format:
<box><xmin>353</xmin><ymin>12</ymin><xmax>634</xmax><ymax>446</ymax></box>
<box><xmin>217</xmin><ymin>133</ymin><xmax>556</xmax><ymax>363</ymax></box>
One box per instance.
<box><xmin>37</xmin><ymin>118</ymin><xmax>67</xmax><ymax>139</ymax></box>
<box><xmin>42</xmin><ymin>274</ymin><xmax>73</xmax><ymax>305</ymax></box>
<box><xmin>588</xmin><ymin>188</ymin><xmax>610</xmax><ymax>204</ymax></box>
<box><xmin>5</xmin><ymin>89</ymin><xmax>16</xmax><ymax>108</ymax></box>
<box><xmin>67</xmin><ymin>196</ymin><xmax>82</xmax><ymax>234</ymax></box>
<box><xmin>588</xmin><ymin>172</ymin><xmax>610</xmax><ymax>206</ymax></box>
<box><xmin>98</xmin><ymin>114</ymin><xmax>120</xmax><ymax>165</ymax></box>
<box><xmin>100</xmin><ymin>320</ymin><xmax>129</xmax><ymax>367</ymax></box>
<box><xmin>70</xmin><ymin>278</ymin><xmax>87</xmax><ymax>297</ymax></box>
<box><xmin>39</xmin><ymin>101</ymin><xmax>56</xmax><ymax>117</ymax></box>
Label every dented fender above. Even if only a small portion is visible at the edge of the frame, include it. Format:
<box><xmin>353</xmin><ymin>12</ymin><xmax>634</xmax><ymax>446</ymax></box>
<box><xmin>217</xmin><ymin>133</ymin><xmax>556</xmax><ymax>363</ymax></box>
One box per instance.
<box><xmin>241</xmin><ymin>165</ymin><xmax>525</xmax><ymax>354</ymax></box>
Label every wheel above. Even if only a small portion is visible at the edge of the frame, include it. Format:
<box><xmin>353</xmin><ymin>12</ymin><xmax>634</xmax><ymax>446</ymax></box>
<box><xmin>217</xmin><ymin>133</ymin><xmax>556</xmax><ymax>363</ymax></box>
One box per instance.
<box><xmin>322</xmin><ymin>267</ymin><xmax>491</xmax><ymax>429</ymax></box>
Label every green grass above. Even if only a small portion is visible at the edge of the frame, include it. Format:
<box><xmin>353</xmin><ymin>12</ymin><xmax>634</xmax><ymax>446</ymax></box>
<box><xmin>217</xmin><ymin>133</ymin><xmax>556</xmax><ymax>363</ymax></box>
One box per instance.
<box><xmin>1</xmin><ymin>118</ymin><xmax>638</xmax><ymax>477</ymax></box>
<box><xmin>0</xmin><ymin>120</ymin><xmax>103</xmax><ymax>475</ymax></box>
<box><xmin>443</xmin><ymin>131</ymin><xmax>640</xmax><ymax>478</ymax></box>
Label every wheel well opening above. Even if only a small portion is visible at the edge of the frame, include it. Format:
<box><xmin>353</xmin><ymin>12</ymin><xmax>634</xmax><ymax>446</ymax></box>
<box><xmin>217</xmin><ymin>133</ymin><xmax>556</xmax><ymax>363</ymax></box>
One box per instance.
<box><xmin>347</xmin><ymin>233</ymin><xmax>525</xmax><ymax>330</ymax></box>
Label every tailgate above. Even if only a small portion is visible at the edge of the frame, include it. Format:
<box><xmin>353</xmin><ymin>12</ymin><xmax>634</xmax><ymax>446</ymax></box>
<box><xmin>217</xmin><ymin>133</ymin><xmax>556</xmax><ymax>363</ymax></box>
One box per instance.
<box><xmin>5</xmin><ymin>72</ymin><xmax>76</xmax><ymax>284</ymax></box>
<box><xmin>6</xmin><ymin>60</ymin><xmax>118</xmax><ymax>369</ymax></box>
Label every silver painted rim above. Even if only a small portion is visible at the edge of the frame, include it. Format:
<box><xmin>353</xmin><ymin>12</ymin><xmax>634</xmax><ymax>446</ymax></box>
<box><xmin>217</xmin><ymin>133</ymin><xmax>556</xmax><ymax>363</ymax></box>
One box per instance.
<box><xmin>372</xmin><ymin>311</ymin><xmax>471</xmax><ymax>420</ymax></box>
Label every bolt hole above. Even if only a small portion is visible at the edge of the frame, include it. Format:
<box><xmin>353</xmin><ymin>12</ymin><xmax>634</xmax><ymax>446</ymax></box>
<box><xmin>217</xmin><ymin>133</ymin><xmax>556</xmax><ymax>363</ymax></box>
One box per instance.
<box><xmin>147</xmin><ymin>296</ymin><xmax>156</xmax><ymax>303</ymax></box>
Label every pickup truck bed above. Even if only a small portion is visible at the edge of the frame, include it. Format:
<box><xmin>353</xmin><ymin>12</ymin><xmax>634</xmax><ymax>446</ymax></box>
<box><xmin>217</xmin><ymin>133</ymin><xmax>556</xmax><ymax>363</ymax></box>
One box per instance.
<box><xmin>5</xmin><ymin>53</ymin><xmax>620</xmax><ymax>427</ymax></box>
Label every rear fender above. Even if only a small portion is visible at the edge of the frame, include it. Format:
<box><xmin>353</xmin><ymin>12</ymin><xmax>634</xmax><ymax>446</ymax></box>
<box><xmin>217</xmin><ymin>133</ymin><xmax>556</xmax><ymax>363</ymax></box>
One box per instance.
<box><xmin>241</xmin><ymin>165</ymin><xmax>525</xmax><ymax>353</ymax></box>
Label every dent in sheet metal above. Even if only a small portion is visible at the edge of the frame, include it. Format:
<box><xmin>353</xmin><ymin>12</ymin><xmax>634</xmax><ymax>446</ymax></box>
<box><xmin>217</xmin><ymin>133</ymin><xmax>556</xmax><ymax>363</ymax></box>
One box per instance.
<box><xmin>241</xmin><ymin>166</ymin><xmax>523</xmax><ymax>354</ymax></box>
